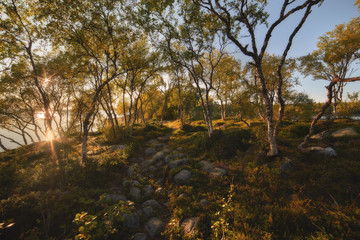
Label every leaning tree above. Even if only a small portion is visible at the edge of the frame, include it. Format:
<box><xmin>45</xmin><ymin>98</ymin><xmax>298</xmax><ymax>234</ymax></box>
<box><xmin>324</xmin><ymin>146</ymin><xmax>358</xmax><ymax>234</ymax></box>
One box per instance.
<box><xmin>299</xmin><ymin>17</ymin><xmax>360</xmax><ymax>148</ymax></box>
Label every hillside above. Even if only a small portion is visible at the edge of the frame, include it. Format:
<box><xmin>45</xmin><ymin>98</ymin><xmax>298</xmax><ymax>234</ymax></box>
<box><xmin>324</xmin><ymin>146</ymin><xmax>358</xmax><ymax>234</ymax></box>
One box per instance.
<box><xmin>1</xmin><ymin>119</ymin><xmax>360</xmax><ymax>239</ymax></box>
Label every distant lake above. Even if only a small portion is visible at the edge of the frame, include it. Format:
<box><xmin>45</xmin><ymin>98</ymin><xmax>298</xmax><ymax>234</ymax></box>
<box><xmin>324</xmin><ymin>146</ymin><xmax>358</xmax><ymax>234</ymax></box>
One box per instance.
<box><xmin>0</xmin><ymin>128</ymin><xmax>46</xmax><ymax>152</ymax></box>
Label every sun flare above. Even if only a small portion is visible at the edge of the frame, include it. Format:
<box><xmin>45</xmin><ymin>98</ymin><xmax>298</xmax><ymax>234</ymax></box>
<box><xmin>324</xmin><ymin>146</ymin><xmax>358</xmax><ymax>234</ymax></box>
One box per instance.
<box><xmin>36</xmin><ymin>112</ymin><xmax>45</xmax><ymax>119</ymax></box>
<box><xmin>46</xmin><ymin>130</ymin><xmax>55</xmax><ymax>141</ymax></box>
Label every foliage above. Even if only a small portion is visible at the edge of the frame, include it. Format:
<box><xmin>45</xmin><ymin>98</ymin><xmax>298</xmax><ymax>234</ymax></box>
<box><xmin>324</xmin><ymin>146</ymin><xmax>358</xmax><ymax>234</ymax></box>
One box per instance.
<box><xmin>0</xmin><ymin>136</ymin><xmax>130</xmax><ymax>239</ymax></box>
<box><xmin>206</xmin><ymin>129</ymin><xmax>252</xmax><ymax>160</ymax></box>
<box><xmin>211</xmin><ymin>184</ymin><xmax>237</xmax><ymax>239</ymax></box>
<box><xmin>73</xmin><ymin>199</ymin><xmax>135</xmax><ymax>240</ymax></box>
<box><xmin>316</xmin><ymin>17</ymin><xmax>360</xmax><ymax>65</ymax></box>
<box><xmin>298</xmin><ymin>16</ymin><xmax>360</xmax><ymax>119</ymax></box>
<box><xmin>182</xmin><ymin>124</ymin><xmax>207</xmax><ymax>133</ymax></box>
<box><xmin>285</xmin><ymin>92</ymin><xmax>315</xmax><ymax>120</ymax></box>
<box><xmin>102</xmin><ymin>126</ymin><xmax>131</xmax><ymax>144</ymax></box>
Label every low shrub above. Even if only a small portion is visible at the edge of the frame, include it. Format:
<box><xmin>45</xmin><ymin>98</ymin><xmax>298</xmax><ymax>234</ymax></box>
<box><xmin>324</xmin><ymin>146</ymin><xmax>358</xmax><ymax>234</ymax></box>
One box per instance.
<box><xmin>102</xmin><ymin>126</ymin><xmax>129</xmax><ymax>144</ymax></box>
<box><xmin>287</xmin><ymin>123</ymin><xmax>309</xmax><ymax>137</ymax></box>
<box><xmin>73</xmin><ymin>198</ymin><xmax>135</xmax><ymax>240</ymax></box>
<box><xmin>182</xmin><ymin>124</ymin><xmax>207</xmax><ymax>133</ymax></box>
<box><xmin>206</xmin><ymin>129</ymin><xmax>252</xmax><ymax>160</ymax></box>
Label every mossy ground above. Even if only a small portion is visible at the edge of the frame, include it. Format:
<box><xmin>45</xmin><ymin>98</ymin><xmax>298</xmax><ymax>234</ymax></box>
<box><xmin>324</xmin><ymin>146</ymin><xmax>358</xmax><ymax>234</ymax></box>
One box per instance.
<box><xmin>0</xmin><ymin>119</ymin><xmax>360</xmax><ymax>239</ymax></box>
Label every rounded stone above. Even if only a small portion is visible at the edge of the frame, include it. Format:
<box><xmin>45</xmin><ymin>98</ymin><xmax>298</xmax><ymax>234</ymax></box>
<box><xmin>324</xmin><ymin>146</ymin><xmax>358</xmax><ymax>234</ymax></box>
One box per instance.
<box><xmin>134</xmin><ymin>232</ymin><xmax>147</xmax><ymax>240</ymax></box>
<box><xmin>145</xmin><ymin>217</ymin><xmax>165</xmax><ymax>238</ymax></box>
<box><xmin>174</xmin><ymin>170</ymin><xmax>192</xmax><ymax>185</ymax></box>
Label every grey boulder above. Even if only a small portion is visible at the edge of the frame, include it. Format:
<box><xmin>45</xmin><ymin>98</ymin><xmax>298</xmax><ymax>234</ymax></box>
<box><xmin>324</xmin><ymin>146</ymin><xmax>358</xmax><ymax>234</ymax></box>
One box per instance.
<box><xmin>124</xmin><ymin>213</ymin><xmax>140</xmax><ymax>229</ymax></box>
<box><xmin>151</xmin><ymin>151</ymin><xmax>165</xmax><ymax>162</ymax></box>
<box><xmin>134</xmin><ymin>233</ymin><xmax>147</xmax><ymax>240</ymax></box>
<box><xmin>103</xmin><ymin>194</ymin><xmax>127</xmax><ymax>202</ymax></box>
<box><xmin>145</xmin><ymin>217</ymin><xmax>164</xmax><ymax>238</ymax></box>
<box><xmin>200</xmin><ymin>160</ymin><xmax>214</xmax><ymax>172</ymax></box>
<box><xmin>168</xmin><ymin>158</ymin><xmax>188</xmax><ymax>169</ymax></box>
<box><xmin>174</xmin><ymin>170</ymin><xmax>192</xmax><ymax>185</ymax></box>
<box><xmin>331</xmin><ymin>127</ymin><xmax>359</xmax><ymax>137</ymax></box>
<box><xmin>129</xmin><ymin>187</ymin><xmax>142</xmax><ymax>201</ymax></box>
<box><xmin>145</xmin><ymin>147</ymin><xmax>157</xmax><ymax>156</ymax></box>
<box><xmin>209</xmin><ymin>168</ymin><xmax>226</xmax><ymax>178</ymax></box>
<box><xmin>143</xmin><ymin>185</ymin><xmax>154</xmax><ymax>197</ymax></box>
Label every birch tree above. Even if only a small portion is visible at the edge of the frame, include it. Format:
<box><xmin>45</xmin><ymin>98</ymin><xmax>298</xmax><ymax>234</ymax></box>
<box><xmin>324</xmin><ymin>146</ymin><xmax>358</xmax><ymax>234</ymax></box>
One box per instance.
<box><xmin>194</xmin><ymin>0</ymin><xmax>322</xmax><ymax>156</ymax></box>
<box><xmin>299</xmin><ymin>17</ymin><xmax>360</xmax><ymax>148</ymax></box>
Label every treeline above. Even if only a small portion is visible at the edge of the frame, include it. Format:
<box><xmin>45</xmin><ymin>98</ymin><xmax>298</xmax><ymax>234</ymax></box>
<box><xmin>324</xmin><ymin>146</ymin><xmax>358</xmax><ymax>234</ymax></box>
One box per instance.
<box><xmin>0</xmin><ymin>0</ymin><xmax>359</xmax><ymax>159</ymax></box>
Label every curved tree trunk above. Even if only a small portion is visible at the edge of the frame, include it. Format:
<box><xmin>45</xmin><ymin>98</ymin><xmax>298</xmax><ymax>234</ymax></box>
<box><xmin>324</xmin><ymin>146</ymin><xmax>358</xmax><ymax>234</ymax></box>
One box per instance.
<box><xmin>299</xmin><ymin>76</ymin><xmax>360</xmax><ymax>149</ymax></box>
<box><xmin>0</xmin><ymin>138</ymin><xmax>8</xmax><ymax>152</ymax></box>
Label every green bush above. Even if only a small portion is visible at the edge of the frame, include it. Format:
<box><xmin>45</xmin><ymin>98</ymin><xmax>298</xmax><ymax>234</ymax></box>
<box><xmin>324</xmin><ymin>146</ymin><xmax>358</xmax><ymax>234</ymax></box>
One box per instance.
<box><xmin>99</xmin><ymin>143</ymin><xmax>137</xmax><ymax>167</ymax></box>
<box><xmin>73</xmin><ymin>199</ymin><xmax>135</xmax><ymax>240</ymax></box>
<box><xmin>206</xmin><ymin>129</ymin><xmax>252</xmax><ymax>160</ymax></box>
<box><xmin>102</xmin><ymin>126</ymin><xmax>129</xmax><ymax>144</ymax></box>
<box><xmin>182</xmin><ymin>124</ymin><xmax>207</xmax><ymax>133</ymax></box>
<box><xmin>133</xmin><ymin>124</ymin><xmax>171</xmax><ymax>140</ymax></box>
<box><xmin>287</xmin><ymin>123</ymin><xmax>309</xmax><ymax>137</ymax></box>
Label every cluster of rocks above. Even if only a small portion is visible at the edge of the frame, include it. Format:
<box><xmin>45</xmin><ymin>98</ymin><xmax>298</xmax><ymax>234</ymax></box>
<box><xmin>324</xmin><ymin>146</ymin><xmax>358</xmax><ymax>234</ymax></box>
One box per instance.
<box><xmin>200</xmin><ymin>160</ymin><xmax>227</xmax><ymax>178</ymax></box>
<box><xmin>102</xmin><ymin>134</ymin><xmax>227</xmax><ymax>239</ymax></box>
<box><xmin>306</xmin><ymin>127</ymin><xmax>360</xmax><ymax>157</ymax></box>
<box><xmin>311</xmin><ymin>127</ymin><xmax>359</xmax><ymax>140</ymax></box>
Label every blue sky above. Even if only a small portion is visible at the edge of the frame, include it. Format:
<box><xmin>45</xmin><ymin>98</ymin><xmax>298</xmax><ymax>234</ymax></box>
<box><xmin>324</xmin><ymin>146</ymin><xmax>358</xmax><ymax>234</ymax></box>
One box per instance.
<box><xmin>230</xmin><ymin>0</ymin><xmax>359</xmax><ymax>102</ymax></box>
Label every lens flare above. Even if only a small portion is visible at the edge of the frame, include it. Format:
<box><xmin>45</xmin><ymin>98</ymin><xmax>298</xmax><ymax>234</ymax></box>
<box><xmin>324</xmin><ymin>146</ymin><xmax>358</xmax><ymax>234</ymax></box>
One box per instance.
<box><xmin>46</xmin><ymin>130</ymin><xmax>55</xmax><ymax>141</ymax></box>
<box><xmin>37</xmin><ymin>112</ymin><xmax>45</xmax><ymax>119</ymax></box>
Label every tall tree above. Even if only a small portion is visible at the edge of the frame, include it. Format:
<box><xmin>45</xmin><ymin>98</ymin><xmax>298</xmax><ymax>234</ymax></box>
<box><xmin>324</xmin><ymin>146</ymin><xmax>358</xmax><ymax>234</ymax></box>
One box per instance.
<box><xmin>299</xmin><ymin>17</ymin><xmax>360</xmax><ymax>148</ymax></box>
<box><xmin>135</xmin><ymin>1</ymin><xmax>227</xmax><ymax>137</ymax></box>
<box><xmin>193</xmin><ymin>0</ymin><xmax>322</xmax><ymax>156</ymax></box>
<box><xmin>212</xmin><ymin>54</ymin><xmax>242</xmax><ymax>120</ymax></box>
<box><xmin>43</xmin><ymin>0</ymin><xmax>135</xmax><ymax>162</ymax></box>
<box><xmin>0</xmin><ymin>0</ymin><xmax>56</xmax><ymax>141</ymax></box>
<box><xmin>116</xmin><ymin>35</ymin><xmax>162</xmax><ymax>133</ymax></box>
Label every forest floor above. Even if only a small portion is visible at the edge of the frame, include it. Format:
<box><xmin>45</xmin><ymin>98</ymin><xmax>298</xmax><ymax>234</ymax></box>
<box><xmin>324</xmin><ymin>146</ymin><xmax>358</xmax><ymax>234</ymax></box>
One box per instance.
<box><xmin>0</xmin><ymin>119</ymin><xmax>360</xmax><ymax>239</ymax></box>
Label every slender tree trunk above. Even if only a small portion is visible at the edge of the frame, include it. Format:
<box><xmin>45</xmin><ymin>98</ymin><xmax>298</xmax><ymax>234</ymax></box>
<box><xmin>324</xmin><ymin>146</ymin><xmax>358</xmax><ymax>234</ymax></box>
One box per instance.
<box><xmin>106</xmin><ymin>83</ymin><xmax>120</xmax><ymax>128</ymax></box>
<box><xmin>201</xmin><ymin>92</ymin><xmax>214</xmax><ymax>137</ymax></box>
<box><xmin>0</xmin><ymin>139</ymin><xmax>8</xmax><ymax>151</ymax></box>
<box><xmin>333</xmin><ymin>97</ymin><xmax>338</xmax><ymax>119</ymax></box>
<box><xmin>122</xmin><ymin>89</ymin><xmax>128</xmax><ymax>127</ymax></box>
<box><xmin>237</xmin><ymin>112</ymin><xmax>251</xmax><ymax>127</ymax></box>
<box><xmin>23</xmin><ymin>128</ymin><xmax>35</xmax><ymax>143</ymax></box>
<box><xmin>205</xmin><ymin>104</ymin><xmax>214</xmax><ymax>136</ymax></box>
<box><xmin>220</xmin><ymin>99</ymin><xmax>226</xmax><ymax>120</ymax></box>
<box><xmin>81</xmin><ymin>125</ymin><xmax>90</xmax><ymax>163</ymax></box>
<box><xmin>79</xmin><ymin>114</ymin><xmax>83</xmax><ymax>135</ymax></box>
<box><xmin>19</xmin><ymin>125</ymin><xmax>28</xmax><ymax>145</ymax></box>
<box><xmin>256</xmin><ymin>66</ymin><xmax>278</xmax><ymax>156</ymax></box>
<box><xmin>299</xmin><ymin>83</ymin><xmax>334</xmax><ymax>149</ymax></box>
<box><xmin>99</xmin><ymin>95</ymin><xmax>115</xmax><ymax>134</ymax></box>
<box><xmin>139</xmin><ymin>97</ymin><xmax>147</xmax><ymax>126</ymax></box>
<box><xmin>81</xmin><ymin>74</ymin><xmax>121</xmax><ymax>163</ymax></box>
<box><xmin>177</xmin><ymin>78</ymin><xmax>185</xmax><ymax>129</ymax></box>
<box><xmin>81</xmin><ymin>110</ymin><xmax>93</xmax><ymax>163</ymax></box>
<box><xmin>33</xmin><ymin>124</ymin><xmax>42</xmax><ymax>142</ymax></box>
<box><xmin>0</xmin><ymin>134</ymin><xmax>23</xmax><ymax>147</ymax></box>
<box><xmin>130</xmin><ymin>94</ymin><xmax>142</xmax><ymax>134</ymax></box>
<box><xmin>160</xmin><ymin>93</ymin><xmax>169</xmax><ymax>125</ymax></box>
<box><xmin>66</xmin><ymin>93</ymin><xmax>70</xmax><ymax>132</ymax></box>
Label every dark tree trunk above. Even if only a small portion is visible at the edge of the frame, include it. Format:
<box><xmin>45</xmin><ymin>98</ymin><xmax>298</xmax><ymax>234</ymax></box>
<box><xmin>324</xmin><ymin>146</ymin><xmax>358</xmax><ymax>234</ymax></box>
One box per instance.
<box><xmin>0</xmin><ymin>139</ymin><xmax>8</xmax><ymax>151</ymax></box>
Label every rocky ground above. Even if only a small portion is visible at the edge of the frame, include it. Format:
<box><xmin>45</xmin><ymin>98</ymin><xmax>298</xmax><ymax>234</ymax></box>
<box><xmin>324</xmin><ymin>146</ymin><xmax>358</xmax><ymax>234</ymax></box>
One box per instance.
<box><xmin>89</xmin><ymin>126</ymin><xmax>360</xmax><ymax>239</ymax></box>
<box><xmin>93</xmin><ymin>134</ymin><xmax>227</xmax><ymax>239</ymax></box>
